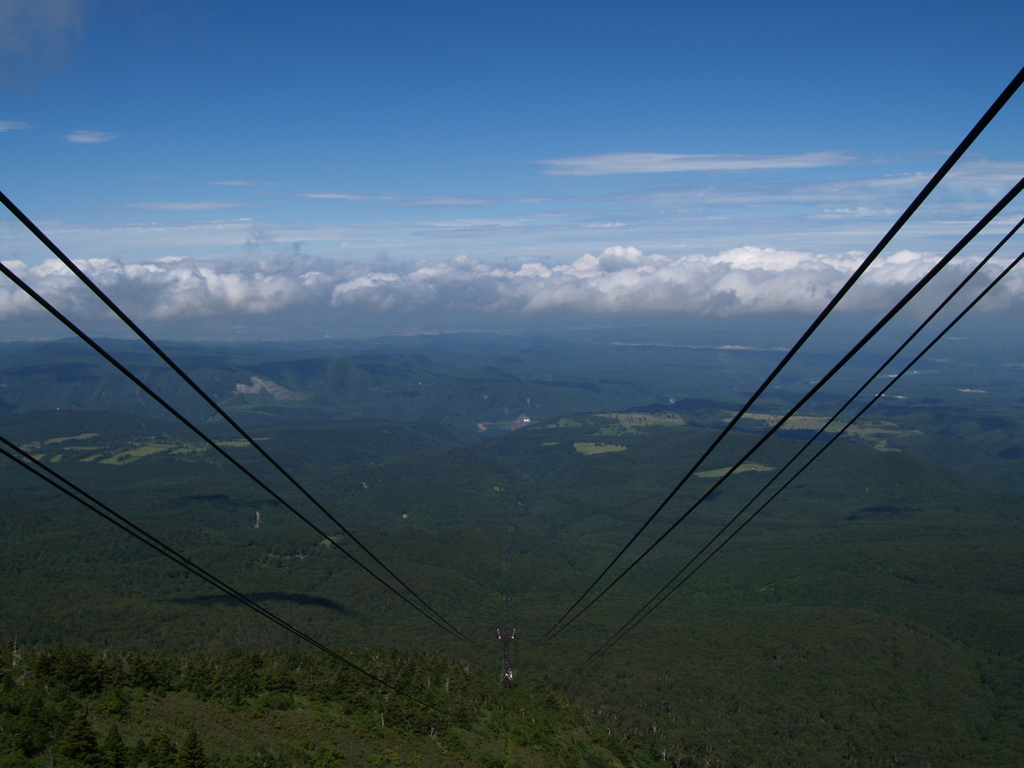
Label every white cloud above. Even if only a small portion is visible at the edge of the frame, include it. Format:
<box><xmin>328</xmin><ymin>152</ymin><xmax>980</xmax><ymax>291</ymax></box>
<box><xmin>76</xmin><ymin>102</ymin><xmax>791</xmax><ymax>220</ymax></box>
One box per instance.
<box><xmin>301</xmin><ymin>192</ymin><xmax>398</xmax><ymax>201</ymax></box>
<box><xmin>0</xmin><ymin>255</ymin><xmax>337</xmax><ymax>321</ymax></box>
<box><xmin>0</xmin><ymin>121</ymin><xmax>31</xmax><ymax>131</ymax></box>
<box><xmin>2</xmin><ymin>245</ymin><xmax>1020</xmax><ymax>325</ymax></box>
<box><xmin>300</xmin><ymin>192</ymin><xmax>490</xmax><ymax>206</ymax></box>
<box><xmin>324</xmin><ymin>246</ymin><xmax>1024</xmax><ymax>316</ymax></box>
<box><xmin>537</xmin><ymin>151</ymin><xmax>855</xmax><ymax>176</ymax></box>
<box><xmin>209</xmin><ymin>180</ymin><xmax>274</xmax><ymax>186</ymax></box>
<box><xmin>66</xmin><ymin>130</ymin><xmax>118</xmax><ymax>143</ymax></box>
<box><xmin>8</xmin><ymin>243</ymin><xmax>1015</xmax><ymax>321</ymax></box>
<box><xmin>128</xmin><ymin>202</ymin><xmax>247</xmax><ymax>211</ymax></box>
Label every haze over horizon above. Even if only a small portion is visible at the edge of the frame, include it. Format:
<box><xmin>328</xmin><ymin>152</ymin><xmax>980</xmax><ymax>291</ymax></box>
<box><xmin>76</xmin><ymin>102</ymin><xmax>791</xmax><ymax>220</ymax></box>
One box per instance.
<box><xmin>2</xmin><ymin>1</ymin><xmax>1024</xmax><ymax>339</ymax></box>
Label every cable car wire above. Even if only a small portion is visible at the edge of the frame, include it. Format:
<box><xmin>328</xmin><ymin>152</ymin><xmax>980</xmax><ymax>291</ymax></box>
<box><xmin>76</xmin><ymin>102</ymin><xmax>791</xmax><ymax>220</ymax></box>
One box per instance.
<box><xmin>584</xmin><ymin>212</ymin><xmax>1024</xmax><ymax>662</ymax></box>
<box><xmin>538</xmin><ymin>174</ymin><xmax>1024</xmax><ymax>645</ymax></box>
<box><xmin>0</xmin><ymin>188</ymin><xmax>473</xmax><ymax>647</ymax></box>
<box><xmin>571</xmin><ymin>241</ymin><xmax>1024</xmax><ymax>676</ymax></box>
<box><xmin>0</xmin><ymin>259</ymin><xmax>478</xmax><ymax>648</ymax></box>
<box><xmin>0</xmin><ymin>435</ymin><xmax>447</xmax><ymax>717</ymax></box>
<box><xmin>535</xmin><ymin>64</ymin><xmax>1024</xmax><ymax>645</ymax></box>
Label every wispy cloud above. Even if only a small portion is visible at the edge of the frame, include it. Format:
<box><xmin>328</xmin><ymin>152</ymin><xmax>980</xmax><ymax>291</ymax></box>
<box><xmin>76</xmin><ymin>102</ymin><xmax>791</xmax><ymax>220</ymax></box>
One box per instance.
<box><xmin>0</xmin><ymin>121</ymin><xmax>31</xmax><ymax>131</ymax></box>
<box><xmin>0</xmin><ymin>0</ymin><xmax>83</xmax><ymax>88</ymax></box>
<box><xmin>301</xmin><ymin>192</ymin><xmax>393</xmax><ymax>201</ymax></box>
<box><xmin>129</xmin><ymin>202</ymin><xmax>247</xmax><ymax>211</ymax></box>
<box><xmin>300</xmin><ymin>192</ymin><xmax>492</xmax><ymax>206</ymax></box>
<box><xmin>5</xmin><ymin>159</ymin><xmax>1015</xmax><ymax>271</ymax></box>
<box><xmin>408</xmin><ymin>195</ymin><xmax>492</xmax><ymax>207</ymax></box>
<box><xmin>536</xmin><ymin>151</ymin><xmax>855</xmax><ymax>176</ymax></box>
<box><xmin>422</xmin><ymin>218</ymin><xmax>524</xmax><ymax>230</ymax></box>
<box><xmin>944</xmin><ymin>159</ymin><xmax>1024</xmax><ymax>198</ymax></box>
<box><xmin>209</xmin><ymin>180</ymin><xmax>274</xmax><ymax>186</ymax></box>
<box><xmin>66</xmin><ymin>129</ymin><xmax>118</xmax><ymax>143</ymax></box>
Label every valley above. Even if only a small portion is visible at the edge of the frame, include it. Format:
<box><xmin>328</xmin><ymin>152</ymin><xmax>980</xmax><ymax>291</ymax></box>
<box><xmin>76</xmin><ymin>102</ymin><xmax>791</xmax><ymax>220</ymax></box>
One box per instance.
<box><xmin>3</xmin><ymin>329</ymin><xmax>1024</xmax><ymax>765</ymax></box>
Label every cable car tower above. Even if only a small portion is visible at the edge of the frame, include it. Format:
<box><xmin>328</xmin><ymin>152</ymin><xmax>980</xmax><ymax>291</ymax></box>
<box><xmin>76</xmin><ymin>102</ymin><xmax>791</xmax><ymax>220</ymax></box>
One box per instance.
<box><xmin>497</xmin><ymin>596</ymin><xmax>515</xmax><ymax>687</ymax></box>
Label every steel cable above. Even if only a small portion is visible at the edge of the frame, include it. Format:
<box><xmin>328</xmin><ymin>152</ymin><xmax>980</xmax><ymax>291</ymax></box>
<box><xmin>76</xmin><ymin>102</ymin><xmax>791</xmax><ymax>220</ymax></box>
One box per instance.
<box><xmin>539</xmin><ymin>174</ymin><xmax>1024</xmax><ymax>645</ymax></box>
<box><xmin>0</xmin><ymin>188</ymin><xmax>472</xmax><ymax>646</ymax></box>
<box><xmin>0</xmin><ymin>435</ymin><xmax>447</xmax><ymax>716</ymax></box>
<box><xmin>0</xmin><ymin>259</ymin><xmax>478</xmax><ymax>648</ymax></box>
<box><xmin>572</xmin><ymin>242</ymin><xmax>1024</xmax><ymax>675</ymax></box>
<box><xmin>536</xmin><ymin>64</ymin><xmax>1024</xmax><ymax>644</ymax></box>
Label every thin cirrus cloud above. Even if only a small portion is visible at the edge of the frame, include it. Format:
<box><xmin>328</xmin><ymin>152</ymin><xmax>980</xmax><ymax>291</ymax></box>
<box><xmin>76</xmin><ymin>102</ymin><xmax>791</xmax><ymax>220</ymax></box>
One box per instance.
<box><xmin>0</xmin><ymin>0</ymin><xmax>84</xmax><ymax>87</ymax></box>
<box><xmin>209</xmin><ymin>180</ymin><xmax>275</xmax><ymax>186</ymax></box>
<box><xmin>300</xmin><ymin>192</ymin><xmax>491</xmax><ymax>206</ymax></box>
<box><xmin>128</xmin><ymin>201</ymin><xmax>247</xmax><ymax>211</ymax></box>
<box><xmin>65</xmin><ymin>130</ymin><xmax>118</xmax><ymax>143</ymax></box>
<box><xmin>0</xmin><ymin>121</ymin><xmax>31</xmax><ymax>131</ymax></box>
<box><xmin>408</xmin><ymin>195</ymin><xmax>493</xmax><ymax>207</ymax></box>
<box><xmin>301</xmin><ymin>192</ymin><xmax>394</xmax><ymax>201</ymax></box>
<box><xmin>536</xmin><ymin>151</ymin><xmax>856</xmax><ymax>176</ymax></box>
<box><xmin>605</xmin><ymin>158</ymin><xmax>1024</xmax><ymax>215</ymax></box>
<box><xmin>5</xmin><ymin>246</ymin><xmax>1021</xmax><ymax>325</ymax></box>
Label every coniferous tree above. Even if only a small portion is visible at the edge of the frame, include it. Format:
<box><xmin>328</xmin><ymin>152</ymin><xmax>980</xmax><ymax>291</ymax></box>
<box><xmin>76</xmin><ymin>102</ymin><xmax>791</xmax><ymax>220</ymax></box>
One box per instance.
<box><xmin>175</xmin><ymin>731</ymin><xmax>206</xmax><ymax>768</ymax></box>
<box><xmin>129</xmin><ymin>737</ymin><xmax>149</xmax><ymax>768</ymax></box>
<box><xmin>264</xmin><ymin>665</ymin><xmax>295</xmax><ymax>693</ymax></box>
<box><xmin>56</xmin><ymin>710</ymin><xmax>104</xmax><ymax>767</ymax></box>
<box><xmin>103</xmin><ymin>725</ymin><xmax>129</xmax><ymax>768</ymax></box>
<box><xmin>147</xmin><ymin>732</ymin><xmax>176</xmax><ymax>768</ymax></box>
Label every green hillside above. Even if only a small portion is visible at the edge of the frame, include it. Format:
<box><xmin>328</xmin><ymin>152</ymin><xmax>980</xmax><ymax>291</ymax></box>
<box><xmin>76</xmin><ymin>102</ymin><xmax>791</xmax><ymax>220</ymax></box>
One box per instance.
<box><xmin>4</xmin><ymin>402</ymin><xmax>1024</xmax><ymax>764</ymax></box>
<box><xmin>0</xmin><ymin>643</ymin><xmax>637</xmax><ymax>768</ymax></box>
<box><xmin>5</xmin><ymin>328</ymin><xmax>1024</xmax><ymax>765</ymax></box>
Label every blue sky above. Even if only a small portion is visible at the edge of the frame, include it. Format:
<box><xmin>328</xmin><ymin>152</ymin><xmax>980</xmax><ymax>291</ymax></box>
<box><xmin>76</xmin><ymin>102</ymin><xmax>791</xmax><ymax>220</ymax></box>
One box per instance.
<box><xmin>2</xmin><ymin>0</ymin><xmax>1024</xmax><ymax>337</ymax></box>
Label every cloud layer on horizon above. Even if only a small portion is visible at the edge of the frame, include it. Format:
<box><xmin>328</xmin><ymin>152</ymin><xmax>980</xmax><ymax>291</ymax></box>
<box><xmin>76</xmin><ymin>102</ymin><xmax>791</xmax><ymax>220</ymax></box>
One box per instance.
<box><xmin>3</xmin><ymin>246</ymin><xmax>1023</xmax><ymax>326</ymax></box>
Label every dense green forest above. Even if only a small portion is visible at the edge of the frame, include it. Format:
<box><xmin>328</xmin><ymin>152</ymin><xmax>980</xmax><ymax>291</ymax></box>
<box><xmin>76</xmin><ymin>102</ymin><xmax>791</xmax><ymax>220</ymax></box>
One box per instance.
<box><xmin>4</xmin><ymin>330</ymin><xmax>1024</xmax><ymax>765</ymax></box>
<box><xmin>4</xmin><ymin>320</ymin><xmax>1022</xmax><ymax>435</ymax></box>
<box><xmin>0</xmin><ymin>643</ymin><xmax>635</xmax><ymax>768</ymax></box>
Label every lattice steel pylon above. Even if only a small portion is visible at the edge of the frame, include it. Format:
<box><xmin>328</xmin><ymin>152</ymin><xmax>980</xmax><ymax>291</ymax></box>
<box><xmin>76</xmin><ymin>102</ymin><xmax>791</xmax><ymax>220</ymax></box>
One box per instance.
<box><xmin>498</xmin><ymin>596</ymin><xmax>515</xmax><ymax>687</ymax></box>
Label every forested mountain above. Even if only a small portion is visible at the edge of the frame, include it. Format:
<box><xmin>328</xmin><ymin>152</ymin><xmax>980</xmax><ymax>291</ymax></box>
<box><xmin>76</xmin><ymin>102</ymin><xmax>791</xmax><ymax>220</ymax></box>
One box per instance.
<box><xmin>4</xmin><ymin>331</ymin><xmax>1024</xmax><ymax>765</ymax></box>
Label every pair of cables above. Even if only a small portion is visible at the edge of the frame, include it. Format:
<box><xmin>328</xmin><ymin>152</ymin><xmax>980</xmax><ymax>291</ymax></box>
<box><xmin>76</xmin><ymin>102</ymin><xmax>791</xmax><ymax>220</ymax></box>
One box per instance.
<box><xmin>569</xmin><ymin>218</ymin><xmax>1024</xmax><ymax>675</ymax></box>
<box><xmin>545</xmin><ymin>175</ymin><xmax>1024</xmax><ymax>647</ymax></box>
<box><xmin>537</xmin><ymin>62</ymin><xmax>1024</xmax><ymax>648</ymax></box>
<box><xmin>0</xmin><ymin>193</ymin><xmax>478</xmax><ymax>650</ymax></box>
<box><xmin>0</xmin><ymin>432</ymin><xmax>447</xmax><ymax>716</ymax></box>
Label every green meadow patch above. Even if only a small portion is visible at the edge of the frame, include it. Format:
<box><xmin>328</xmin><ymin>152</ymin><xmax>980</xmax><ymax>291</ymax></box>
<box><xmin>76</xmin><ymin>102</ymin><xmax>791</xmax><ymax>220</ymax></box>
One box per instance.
<box><xmin>573</xmin><ymin>441</ymin><xmax>627</xmax><ymax>455</ymax></box>
<box><xmin>696</xmin><ymin>461</ymin><xmax>775</xmax><ymax>478</ymax></box>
